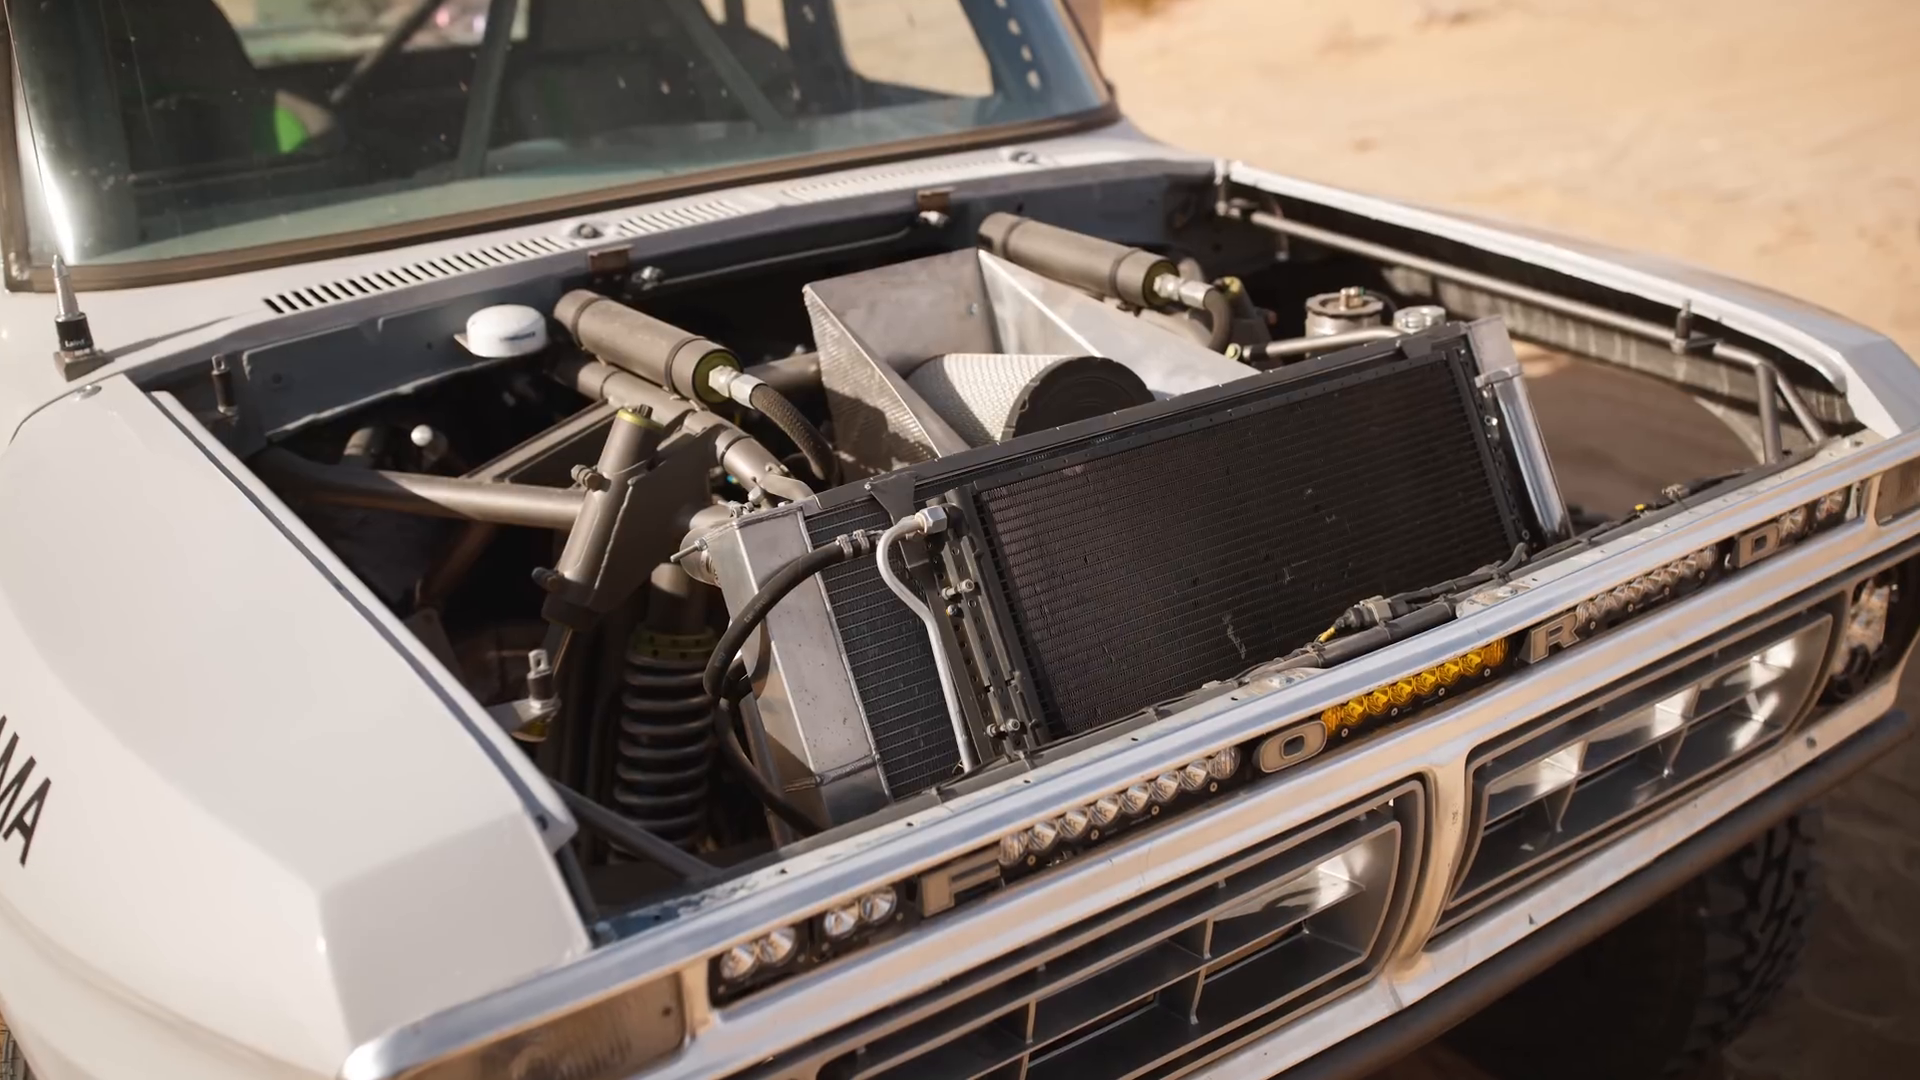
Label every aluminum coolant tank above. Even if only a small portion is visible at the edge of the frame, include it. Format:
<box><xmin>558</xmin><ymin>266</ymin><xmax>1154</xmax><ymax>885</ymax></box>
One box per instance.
<box><xmin>906</xmin><ymin>353</ymin><xmax>1153</xmax><ymax>447</ymax></box>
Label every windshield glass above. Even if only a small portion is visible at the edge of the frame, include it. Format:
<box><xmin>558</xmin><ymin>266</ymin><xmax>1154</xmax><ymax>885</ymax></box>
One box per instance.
<box><xmin>7</xmin><ymin>0</ymin><xmax>1104</xmax><ymax>268</ymax></box>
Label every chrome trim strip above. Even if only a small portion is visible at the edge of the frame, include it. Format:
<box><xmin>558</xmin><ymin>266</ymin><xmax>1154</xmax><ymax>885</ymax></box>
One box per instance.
<box><xmin>340</xmin><ymin>434</ymin><xmax>1920</xmax><ymax>1080</ymax></box>
<box><xmin>1197</xmin><ymin>673</ymin><xmax>1900</xmax><ymax>1079</ymax></box>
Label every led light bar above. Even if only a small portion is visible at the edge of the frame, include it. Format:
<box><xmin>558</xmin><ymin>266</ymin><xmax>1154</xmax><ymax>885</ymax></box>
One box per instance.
<box><xmin>996</xmin><ymin>745</ymin><xmax>1244</xmax><ymax>872</ymax></box>
<box><xmin>1321</xmin><ymin>638</ymin><xmax>1512</xmax><ymax>738</ymax></box>
<box><xmin>705</xmin><ymin>746</ymin><xmax>1249</xmax><ymax>1003</ymax></box>
<box><xmin>710</xmin><ymin>886</ymin><xmax>901</xmax><ymax>999</ymax></box>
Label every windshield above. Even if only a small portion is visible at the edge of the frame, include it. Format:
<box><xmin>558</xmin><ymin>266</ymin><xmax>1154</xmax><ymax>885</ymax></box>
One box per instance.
<box><xmin>6</xmin><ymin>0</ymin><xmax>1105</xmax><ymax>270</ymax></box>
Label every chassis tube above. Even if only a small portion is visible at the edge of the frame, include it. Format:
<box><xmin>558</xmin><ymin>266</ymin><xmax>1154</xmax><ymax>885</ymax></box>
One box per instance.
<box><xmin>254</xmin><ymin>448</ymin><xmax>584</xmax><ymax>530</ymax></box>
<box><xmin>551</xmin><ymin>355</ymin><xmax>814</xmax><ymax>503</ymax></box>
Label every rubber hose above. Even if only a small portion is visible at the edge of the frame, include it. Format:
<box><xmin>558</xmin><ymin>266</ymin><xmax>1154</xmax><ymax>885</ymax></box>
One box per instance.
<box><xmin>701</xmin><ymin>541</ymin><xmax>857</xmax><ymax>835</ymax></box>
<box><xmin>716</xmin><ymin>669</ymin><xmax>821</xmax><ymax>836</ymax></box>
<box><xmin>747</xmin><ymin>382</ymin><xmax>838</xmax><ymax>486</ymax></box>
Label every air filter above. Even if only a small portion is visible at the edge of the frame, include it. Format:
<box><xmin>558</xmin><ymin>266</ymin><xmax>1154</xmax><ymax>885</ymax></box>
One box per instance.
<box><xmin>907</xmin><ymin>354</ymin><xmax>1153</xmax><ymax>447</ymax></box>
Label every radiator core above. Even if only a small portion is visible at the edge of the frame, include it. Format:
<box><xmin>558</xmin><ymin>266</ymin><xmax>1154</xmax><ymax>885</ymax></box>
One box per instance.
<box><xmin>806</xmin><ymin>327</ymin><xmax>1532</xmax><ymax>795</ymax></box>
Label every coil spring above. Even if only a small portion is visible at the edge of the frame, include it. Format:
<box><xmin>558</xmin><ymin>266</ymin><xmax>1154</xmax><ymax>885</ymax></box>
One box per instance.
<box><xmin>611</xmin><ymin>628</ymin><xmax>716</xmax><ymax>851</ymax></box>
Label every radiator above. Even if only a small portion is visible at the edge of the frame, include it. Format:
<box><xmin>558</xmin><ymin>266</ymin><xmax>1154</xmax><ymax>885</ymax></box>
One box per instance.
<box><xmin>803</xmin><ymin>322</ymin><xmax>1540</xmax><ymax>799</ymax></box>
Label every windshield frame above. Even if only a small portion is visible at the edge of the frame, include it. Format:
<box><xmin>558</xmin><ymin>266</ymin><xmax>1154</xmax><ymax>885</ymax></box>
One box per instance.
<box><xmin>0</xmin><ymin>0</ymin><xmax>1117</xmax><ymax>293</ymax></box>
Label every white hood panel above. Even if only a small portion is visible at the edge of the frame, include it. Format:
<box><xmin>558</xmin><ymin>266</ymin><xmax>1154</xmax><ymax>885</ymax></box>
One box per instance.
<box><xmin>0</xmin><ymin>378</ymin><xmax>586</xmax><ymax>1076</ymax></box>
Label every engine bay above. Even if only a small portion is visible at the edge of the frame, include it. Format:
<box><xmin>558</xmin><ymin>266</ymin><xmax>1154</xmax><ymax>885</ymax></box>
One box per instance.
<box><xmin>148</xmin><ymin>172</ymin><xmax>1838</xmax><ymax>940</ymax></box>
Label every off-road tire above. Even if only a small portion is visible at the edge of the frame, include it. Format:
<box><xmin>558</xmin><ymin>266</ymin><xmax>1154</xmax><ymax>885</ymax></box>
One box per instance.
<box><xmin>1442</xmin><ymin>810</ymin><xmax>1821</xmax><ymax>1079</ymax></box>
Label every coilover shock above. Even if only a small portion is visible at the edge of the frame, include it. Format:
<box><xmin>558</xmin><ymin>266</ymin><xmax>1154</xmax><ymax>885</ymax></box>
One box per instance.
<box><xmin>610</xmin><ymin>564</ymin><xmax>718</xmax><ymax>851</ymax></box>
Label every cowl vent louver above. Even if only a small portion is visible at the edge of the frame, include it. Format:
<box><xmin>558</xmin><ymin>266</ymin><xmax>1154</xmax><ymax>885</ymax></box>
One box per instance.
<box><xmin>260</xmin><ymin>195</ymin><xmax>757</xmax><ymax>315</ymax></box>
<box><xmin>613</xmin><ymin>196</ymin><xmax>753</xmax><ymax>236</ymax></box>
<box><xmin>262</xmin><ymin>235</ymin><xmax>571</xmax><ymax>313</ymax></box>
<box><xmin>779</xmin><ymin>150</ymin><xmax>1051</xmax><ymax>203</ymax></box>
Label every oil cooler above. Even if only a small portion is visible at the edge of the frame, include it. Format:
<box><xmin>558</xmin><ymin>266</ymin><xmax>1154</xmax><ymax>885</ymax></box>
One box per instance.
<box><xmin>705</xmin><ymin>304</ymin><xmax>1560</xmax><ymax>826</ymax></box>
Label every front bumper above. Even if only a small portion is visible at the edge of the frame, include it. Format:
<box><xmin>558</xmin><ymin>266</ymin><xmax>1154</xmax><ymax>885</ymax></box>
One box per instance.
<box><xmin>342</xmin><ymin>424</ymin><xmax>1920</xmax><ymax>1080</ymax></box>
<box><xmin>1277</xmin><ymin>702</ymin><xmax>1911</xmax><ymax>1080</ymax></box>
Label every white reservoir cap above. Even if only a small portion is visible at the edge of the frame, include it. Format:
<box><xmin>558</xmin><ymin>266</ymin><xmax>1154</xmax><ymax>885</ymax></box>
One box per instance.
<box><xmin>462</xmin><ymin>304</ymin><xmax>549</xmax><ymax>358</ymax></box>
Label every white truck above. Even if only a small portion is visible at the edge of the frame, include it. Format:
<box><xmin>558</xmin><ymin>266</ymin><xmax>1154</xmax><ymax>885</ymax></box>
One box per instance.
<box><xmin>0</xmin><ymin>3</ymin><xmax>1912</xmax><ymax>1079</ymax></box>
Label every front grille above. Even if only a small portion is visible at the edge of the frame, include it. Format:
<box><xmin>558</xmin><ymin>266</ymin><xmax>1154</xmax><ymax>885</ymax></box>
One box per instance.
<box><xmin>1441</xmin><ymin>605</ymin><xmax>1837</xmax><ymax>930</ymax></box>
<box><xmin>742</xmin><ymin>783</ymin><xmax>1424</xmax><ymax>1080</ymax></box>
<box><xmin>976</xmin><ymin>355</ymin><xmax>1514</xmax><ymax>736</ymax></box>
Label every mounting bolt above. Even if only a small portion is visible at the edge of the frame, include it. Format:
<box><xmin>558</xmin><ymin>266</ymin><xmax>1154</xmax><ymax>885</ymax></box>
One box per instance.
<box><xmin>631</xmin><ymin>264</ymin><xmax>665</xmax><ymax>289</ymax></box>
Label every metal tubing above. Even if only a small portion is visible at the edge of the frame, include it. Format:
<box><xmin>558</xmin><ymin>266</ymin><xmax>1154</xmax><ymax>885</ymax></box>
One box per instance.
<box><xmin>418</xmin><ymin>522</ymin><xmax>500</xmax><ymax>609</ymax></box>
<box><xmin>1756</xmin><ymin>362</ymin><xmax>1783</xmax><ymax>464</ymax></box>
<box><xmin>551</xmin><ymin>355</ymin><xmax>813</xmax><ymax>503</ymax></box>
<box><xmin>255</xmin><ymin>448</ymin><xmax>584</xmax><ymax>530</ymax></box>
<box><xmin>876</xmin><ymin>516</ymin><xmax>979</xmax><ymax>773</ymax></box>
<box><xmin>1256</xmin><ymin>326</ymin><xmax>1402</xmax><ymax>363</ymax></box>
<box><xmin>1236</xmin><ymin>208</ymin><xmax>1828</xmax><ymax>458</ymax></box>
<box><xmin>979</xmin><ymin>212</ymin><xmax>1176</xmax><ymax>309</ymax></box>
<box><xmin>744</xmin><ymin>352</ymin><xmax>822</xmax><ymax>396</ymax></box>
<box><xmin>555</xmin><ymin>291</ymin><xmax>739</xmax><ymax>405</ymax></box>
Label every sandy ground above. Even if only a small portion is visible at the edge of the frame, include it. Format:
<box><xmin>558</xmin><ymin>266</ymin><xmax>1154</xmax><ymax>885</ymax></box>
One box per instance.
<box><xmin>1099</xmin><ymin>1</ymin><xmax>1920</xmax><ymax>1077</ymax></box>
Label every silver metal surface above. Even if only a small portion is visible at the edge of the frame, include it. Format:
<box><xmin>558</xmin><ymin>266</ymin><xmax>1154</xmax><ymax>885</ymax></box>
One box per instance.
<box><xmin>1304</xmin><ymin>287</ymin><xmax>1386</xmax><ymax>337</ymax></box>
<box><xmin>1198</xmin><ymin>672</ymin><xmax>1902</xmax><ymax>1080</ymax></box>
<box><xmin>1236</xmin><ymin>207</ymin><xmax>1828</xmax><ymax>459</ymax></box>
<box><xmin>1469</xmin><ymin>317</ymin><xmax>1571</xmax><ymax>542</ymax></box>
<box><xmin>1252</xmin><ymin>326</ymin><xmax>1400</xmax><ymax>364</ymax></box>
<box><xmin>977</xmin><ymin>251</ymin><xmax>1257</xmax><ymax>396</ymax></box>
<box><xmin>252</xmin><ymin>447</ymin><xmax>585</xmax><ymax>530</ymax></box>
<box><xmin>339</xmin><ymin>427</ymin><xmax>1920</xmax><ymax>1080</ymax></box>
<box><xmin>703</xmin><ymin>506</ymin><xmax>890</xmax><ymax>825</ymax></box>
<box><xmin>876</xmin><ymin>512</ymin><xmax>978</xmax><ymax>772</ymax></box>
<box><xmin>804</xmin><ymin>248</ymin><xmax>1256</xmax><ymax>474</ymax></box>
<box><xmin>804</xmin><ymin>249</ymin><xmax>984</xmax><ymax>472</ymax></box>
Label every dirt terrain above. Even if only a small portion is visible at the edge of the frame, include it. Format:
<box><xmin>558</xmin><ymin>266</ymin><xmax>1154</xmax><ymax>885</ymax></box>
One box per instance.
<box><xmin>1099</xmin><ymin>1</ymin><xmax>1920</xmax><ymax>1076</ymax></box>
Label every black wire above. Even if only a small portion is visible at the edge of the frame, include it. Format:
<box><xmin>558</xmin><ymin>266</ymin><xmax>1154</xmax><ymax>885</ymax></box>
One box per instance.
<box><xmin>550</xmin><ymin>780</ymin><xmax>717</xmax><ymax>881</ymax></box>
<box><xmin>715</xmin><ymin>664</ymin><xmax>821</xmax><ymax>836</ymax></box>
<box><xmin>699</xmin><ymin>539</ymin><xmax>863</xmax><ymax>836</ymax></box>
<box><xmin>702</xmin><ymin>542</ymin><xmax>855</xmax><ymax>699</ymax></box>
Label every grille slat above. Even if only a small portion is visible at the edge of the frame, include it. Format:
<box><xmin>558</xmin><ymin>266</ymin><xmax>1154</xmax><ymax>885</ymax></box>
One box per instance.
<box><xmin>746</xmin><ymin>784</ymin><xmax>1423</xmax><ymax>1080</ymax></box>
<box><xmin>1443</xmin><ymin>607</ymin><xmax>1837</xmax><ymax>930</ymax></box>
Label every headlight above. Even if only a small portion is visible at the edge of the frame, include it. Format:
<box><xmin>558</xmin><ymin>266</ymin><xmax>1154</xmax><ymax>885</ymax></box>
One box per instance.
<box><xmin>368</xmin><ymin>975</ymin><xmax>684</xmax><ymax>1080</ymax></box>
